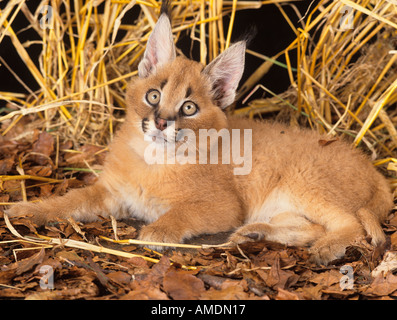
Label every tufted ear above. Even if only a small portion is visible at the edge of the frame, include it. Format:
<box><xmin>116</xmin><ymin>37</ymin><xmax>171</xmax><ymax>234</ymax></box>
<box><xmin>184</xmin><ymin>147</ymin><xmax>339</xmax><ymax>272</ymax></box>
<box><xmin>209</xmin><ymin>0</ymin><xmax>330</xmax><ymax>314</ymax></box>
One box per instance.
<box><xmin>202</xmin><ymin>41</ymin><xmax>246</xmax><ymax>109</ymax></box>
<box><xmin>138</xmin><ymin>14</ymin><xmax>176</xmax><ymax>78</ymax></box>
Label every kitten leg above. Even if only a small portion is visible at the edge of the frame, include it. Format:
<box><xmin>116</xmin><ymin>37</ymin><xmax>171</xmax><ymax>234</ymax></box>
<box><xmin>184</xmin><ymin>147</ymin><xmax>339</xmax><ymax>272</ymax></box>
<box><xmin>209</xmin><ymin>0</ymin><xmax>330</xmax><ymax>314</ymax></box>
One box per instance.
<box><xmin>308</xmin><ymin>211</ymin><xmax>365</xmax><ymax>265</ymax></box>
<box><xmin>138</xmin><ymin>205</ymin><xmax>242</xmax><ymax>251</ymax></box>
<box><xmin>6</xmin><ymin>182</ymin><xmax>113</xmax><ymax>225</ymax></box>
<box><xmin>229</xmin><ymin>211</ymin><xmax>325</xmax><ymax>247</ymax></box>
<box><xmin>308</xmin><ymin>228</ymin><xmax>364</xmax><ymax>265</ymax></box>
<box><xmin>316</xmin><ymin>188</ymin><xmax>391</xmax><ymax>259</ymax></box>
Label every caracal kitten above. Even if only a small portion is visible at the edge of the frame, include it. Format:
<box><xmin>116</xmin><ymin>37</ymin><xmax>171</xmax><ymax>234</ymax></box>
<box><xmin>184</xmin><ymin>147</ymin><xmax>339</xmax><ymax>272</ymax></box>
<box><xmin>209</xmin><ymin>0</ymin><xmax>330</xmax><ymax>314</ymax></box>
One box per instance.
<box><xmin>7</xmin><ymin>11</ymin><xmax>393</xmax><ymax>265</ymax></box>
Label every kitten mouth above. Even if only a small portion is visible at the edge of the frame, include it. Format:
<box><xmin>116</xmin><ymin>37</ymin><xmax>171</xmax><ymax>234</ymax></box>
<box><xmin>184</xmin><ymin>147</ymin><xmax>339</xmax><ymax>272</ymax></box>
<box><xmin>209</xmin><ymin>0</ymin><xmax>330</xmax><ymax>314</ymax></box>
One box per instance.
<box><xmin>142</xmin><ymin>118</ymin><xmax>181</xmax><ymax>144</ymax></box>
<box><xmin>141</xmin><ymin>119</ymin><xmax>167</xmax><ymax>142</ymax></box>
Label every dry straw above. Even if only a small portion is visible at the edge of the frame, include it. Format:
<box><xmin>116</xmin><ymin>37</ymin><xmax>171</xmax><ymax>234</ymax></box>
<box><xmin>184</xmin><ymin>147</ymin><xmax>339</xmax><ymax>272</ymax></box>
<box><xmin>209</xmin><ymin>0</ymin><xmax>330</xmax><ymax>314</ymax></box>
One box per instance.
<box><xmin>236</xmin><ymin>0</ymin><xmax>397</xmax><ymax>189</ymax></box>
<box><xmin>0</xmin><ymin>0</ymin><xmax>281</xmax><ymax>145</ymax></box>
<box><xmin>1</xmin><ymin>0</ymin><xmax>397</xmax><ymax>185</ymax></box>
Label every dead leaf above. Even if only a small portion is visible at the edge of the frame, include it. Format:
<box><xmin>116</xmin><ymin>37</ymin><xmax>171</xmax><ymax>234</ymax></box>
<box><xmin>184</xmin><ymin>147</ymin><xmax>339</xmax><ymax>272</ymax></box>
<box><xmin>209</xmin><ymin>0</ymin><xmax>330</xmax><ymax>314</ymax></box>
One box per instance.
<box><xmin>147</xmin><ymin>256</ymin><xmax>171</xmax><ymax>285</ymax></box>
<box><xmin>56</xmin><ymin>250</ymin><xmax>84</xmax><ymax>263</ymax></box>
<box><xmin>127</xmin><ymin>257</ymin><xmax>149</xmax><ymax>269</ymax></box>
<box><xmin>64</xmin><ymin>145</ymin><xmax>105</xmax><ymax>166</ymax></box>
<box><xmin>0</xmin><ymin>194</ymin><xmax>10</xmax><ymax>203</ymax></box>
<box><xmin>40</xmin><ymin>184</ymin><xmax>54</xmax><ymax>197</ymax></box>
<box><xmin>127</xmin><ymin>256</ymin><xmax>171</xmax><ymax>298</ymax></box>
<box><xmin>318</xmin><ymin>138</ymin><xmax>338</xmax><ymax>147</ymax></box>
<box><xmin>11</xmin><ymin>217</ymin><xmax>38</xmax><ymax>234</ymax></box>
<box><xmin>15</xmin><ymin>248</ymin><xmax>45</xmax><ymax>275</ymax></box>
<box><xmin>67</xmin><ymin>217</ymin><xmax>87</xmax><ymax>241</ymax></box>
<box><xmin>124</xmin><ymin>255</ymin><xmax>171</xmax><ymax>299</ymax></box>
<box><xmin>265</xmin><ymin>254</ymin><xmax>299</xmax><ymax>289</ymax></box>
<box><xmin>322</xmin><ymin>284</ymin><xmax>356</xmax><ymax>299</ymax></box>
<box><xmin>31</xmin><ymin>131</ymin><xmax>54</xmax><ymax>165</ymax></box>
<box><xmin>364</xmin><ymin>273</ymin><xmax>397</xmax><ymax>296</ymax></box>
<box><xmin>107</xmin><ymin>271</ymin><xmax>132</xmax><ymax>285</ymax></box>
<box><xmin>0</xmin><ymin>268</ymin><xmax>17</xmax><ymax>285</ymax></box>
<box><xmin>26</xmin><ymin>165</ymin><xmax>52</xmax><ymax>177</ymax></box>
<box><xmin>0</xmin><ymin>140</ymin><xmax>19</xmax><ymax>156</ymax></box>
<box><xmin>198</xmin><ymin>273</ymin><xmax>229</xmax><ymax>289</ymax></box>
<box><xmin>163</xmin><ymin>269</ymin><xmax>205</xmax><ymax>300</ymax></box>
<box><xmin>275</xmin><ymin>288</ymin><xmax>300</xmax><ymax>300</ymax></box>
<box><xmin>298</xmin><ymin>284</ymin><xmax>324</xmax><ymax>300</ymax></box>
<box><xmin>389</xmin><ymin>214</ymin><xmax>397</xmax><ymax>228</ymax></box>
<box><xmin>124</xmin><ymin>281</ymin><xmax>169</xmax><ymax>300</ymax></box>
<box><xmin>0</xmin><ymin>287</ymin><xmax>25</xmax><ymax>298</ymax></box>
<box><xmin>200</xmin><ymin>281</ymin><xmax>251</xmax><ymax>300</ymax></box>
<box><xmin>310</xmin><ymin>269</ymin><xmax>341</xmax><ymax>287</ymax></box>
<box><xmin>25</xmin><ymin>291</ymin><xmax>63</xmax><ymax>300</ymax></box>
<box><xmin>0</xmin><ymin>158</ymin><xmax>14</xmax><ymax>175</ymax></box>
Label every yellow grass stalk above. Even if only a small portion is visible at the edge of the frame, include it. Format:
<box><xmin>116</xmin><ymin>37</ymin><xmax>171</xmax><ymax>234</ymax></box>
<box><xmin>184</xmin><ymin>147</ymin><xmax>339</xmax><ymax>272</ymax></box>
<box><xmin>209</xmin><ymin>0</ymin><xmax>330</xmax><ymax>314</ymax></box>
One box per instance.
<box><xmin>100</xmin><ymin>235</ymin><xmax>202</xmax><ymax>249</ymax></box>
<box><xmin>378</xmin><ymin>110</ymin><xmax>397</xmax><ymax>150</ymax></box>
<box><xmin>200</xmin><ymin>0</ymin><xmax>207</xmax><ymax>64</ymax></box>
<box><xmin>0</xmin><ymin>175</ymin><xmax>64</xmax><ymax>184</ymax></box>
<box><xmin>224</xmin><ymin>0</ymin><xmax>237</xmax><ymax>49</ymax></box>
<box><xmin>100</xmin><ymin>235</ymin><xmax>234</xmax><ymax>251</ymax></box>
<box><xmin>354</xmin><ymin>77</ymin><xmax>397</xmax><ymax>146</ymax></box>
<box><xmin>340</xmin><ymin>0</ymin><xmax>397</xmax><ymax>30</ymax></box>
<box><xmin>354</xmin><ymin>53</ymin><xmax>397</xmax><ymax>120</ymax></box>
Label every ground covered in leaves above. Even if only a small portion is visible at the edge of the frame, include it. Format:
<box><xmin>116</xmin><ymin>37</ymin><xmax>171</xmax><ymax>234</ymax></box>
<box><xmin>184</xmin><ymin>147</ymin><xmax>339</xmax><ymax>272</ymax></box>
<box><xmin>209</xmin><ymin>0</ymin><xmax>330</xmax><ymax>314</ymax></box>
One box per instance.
<box><xmin>1</xmin><ymin>126</ymin><xmax>397</xmax><ymax>300</ymax></box>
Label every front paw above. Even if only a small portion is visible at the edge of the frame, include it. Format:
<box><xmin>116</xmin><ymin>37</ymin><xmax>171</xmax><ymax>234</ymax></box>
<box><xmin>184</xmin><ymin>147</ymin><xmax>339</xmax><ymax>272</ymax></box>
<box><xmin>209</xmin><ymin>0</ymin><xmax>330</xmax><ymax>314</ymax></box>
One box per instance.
<box><xmin>6</xmin><ymin>202</ymin><xmax>47</xmax><ymax>226</ymax></box>
<box><xmin>138</xmin><ymin>224</ymin><xmax>183</xmax><ymax>251</ymax></box>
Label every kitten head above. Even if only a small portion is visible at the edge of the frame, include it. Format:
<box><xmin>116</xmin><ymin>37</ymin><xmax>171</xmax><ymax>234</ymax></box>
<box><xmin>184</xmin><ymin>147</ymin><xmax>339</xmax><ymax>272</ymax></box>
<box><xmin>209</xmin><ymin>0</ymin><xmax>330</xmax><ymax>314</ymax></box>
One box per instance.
<box><xmin>125</xmin><ymin>12</ymin><xmax>245</xmax><ymax>145</ymax></box>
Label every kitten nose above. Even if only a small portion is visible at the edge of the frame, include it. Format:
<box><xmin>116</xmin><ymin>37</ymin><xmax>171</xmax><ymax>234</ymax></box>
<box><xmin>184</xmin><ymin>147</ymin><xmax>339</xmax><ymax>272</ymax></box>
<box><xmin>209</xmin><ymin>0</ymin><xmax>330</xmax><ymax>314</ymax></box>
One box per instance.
<box><xmin>155</xmin><ymin>118</ymin><xmax>168</xmax><ymax>131</ymax></box>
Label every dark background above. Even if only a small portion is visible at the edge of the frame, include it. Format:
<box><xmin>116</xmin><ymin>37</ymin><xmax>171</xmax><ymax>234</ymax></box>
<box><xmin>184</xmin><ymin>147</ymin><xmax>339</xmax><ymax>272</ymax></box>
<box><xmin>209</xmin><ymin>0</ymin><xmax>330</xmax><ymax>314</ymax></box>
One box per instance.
<box><xmin>0</xmin><ymin>1</ymin><xmax>314</xmax><ymax>110</ymax></box>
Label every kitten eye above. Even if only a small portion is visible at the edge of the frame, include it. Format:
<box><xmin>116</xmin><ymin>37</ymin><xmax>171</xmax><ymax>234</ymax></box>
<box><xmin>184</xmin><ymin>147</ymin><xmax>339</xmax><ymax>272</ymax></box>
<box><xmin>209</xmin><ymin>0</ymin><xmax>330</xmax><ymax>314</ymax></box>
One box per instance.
<box><xmin>146</xmin><ymin>89</ymin><xmax>161</xmax><ymax>106</ymax></box>
<box><xmin>181</xmin><ymin>101</ymin><xmax>198</xmax><ymax>116</ymax></box>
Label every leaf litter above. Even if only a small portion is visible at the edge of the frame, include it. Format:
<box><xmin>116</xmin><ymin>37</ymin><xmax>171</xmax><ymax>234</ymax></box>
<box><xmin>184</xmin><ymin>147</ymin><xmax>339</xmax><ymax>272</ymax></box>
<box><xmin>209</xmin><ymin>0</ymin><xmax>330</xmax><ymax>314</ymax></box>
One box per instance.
<box><xmin>1</xmin><ymin>129</ymin><xmax>397</xmax><ymax>300</ymax></box>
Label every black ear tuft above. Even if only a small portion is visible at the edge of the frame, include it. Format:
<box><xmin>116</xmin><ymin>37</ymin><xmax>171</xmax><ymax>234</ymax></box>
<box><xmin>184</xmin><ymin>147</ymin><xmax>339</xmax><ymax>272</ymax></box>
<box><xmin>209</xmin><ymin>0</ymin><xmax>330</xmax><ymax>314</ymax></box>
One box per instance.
<box><xmin>234</xmin><ymin>25</ymin><xmax>257</xmax><ymax>48</ymax></box>
<box><xmin>161</xmin><ymin>0</ymin><xmax>171</xmax><ymax>18</ymax></box>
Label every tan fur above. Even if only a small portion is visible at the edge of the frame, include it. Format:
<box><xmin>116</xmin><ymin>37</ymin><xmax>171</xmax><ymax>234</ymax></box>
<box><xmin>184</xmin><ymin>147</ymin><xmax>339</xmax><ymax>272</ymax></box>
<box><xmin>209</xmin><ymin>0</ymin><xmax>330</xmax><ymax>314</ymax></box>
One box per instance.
<box><xmin>7</xmin><ymin>14</ymin><xmax>393</xmax><ymax>265</ymax></box>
